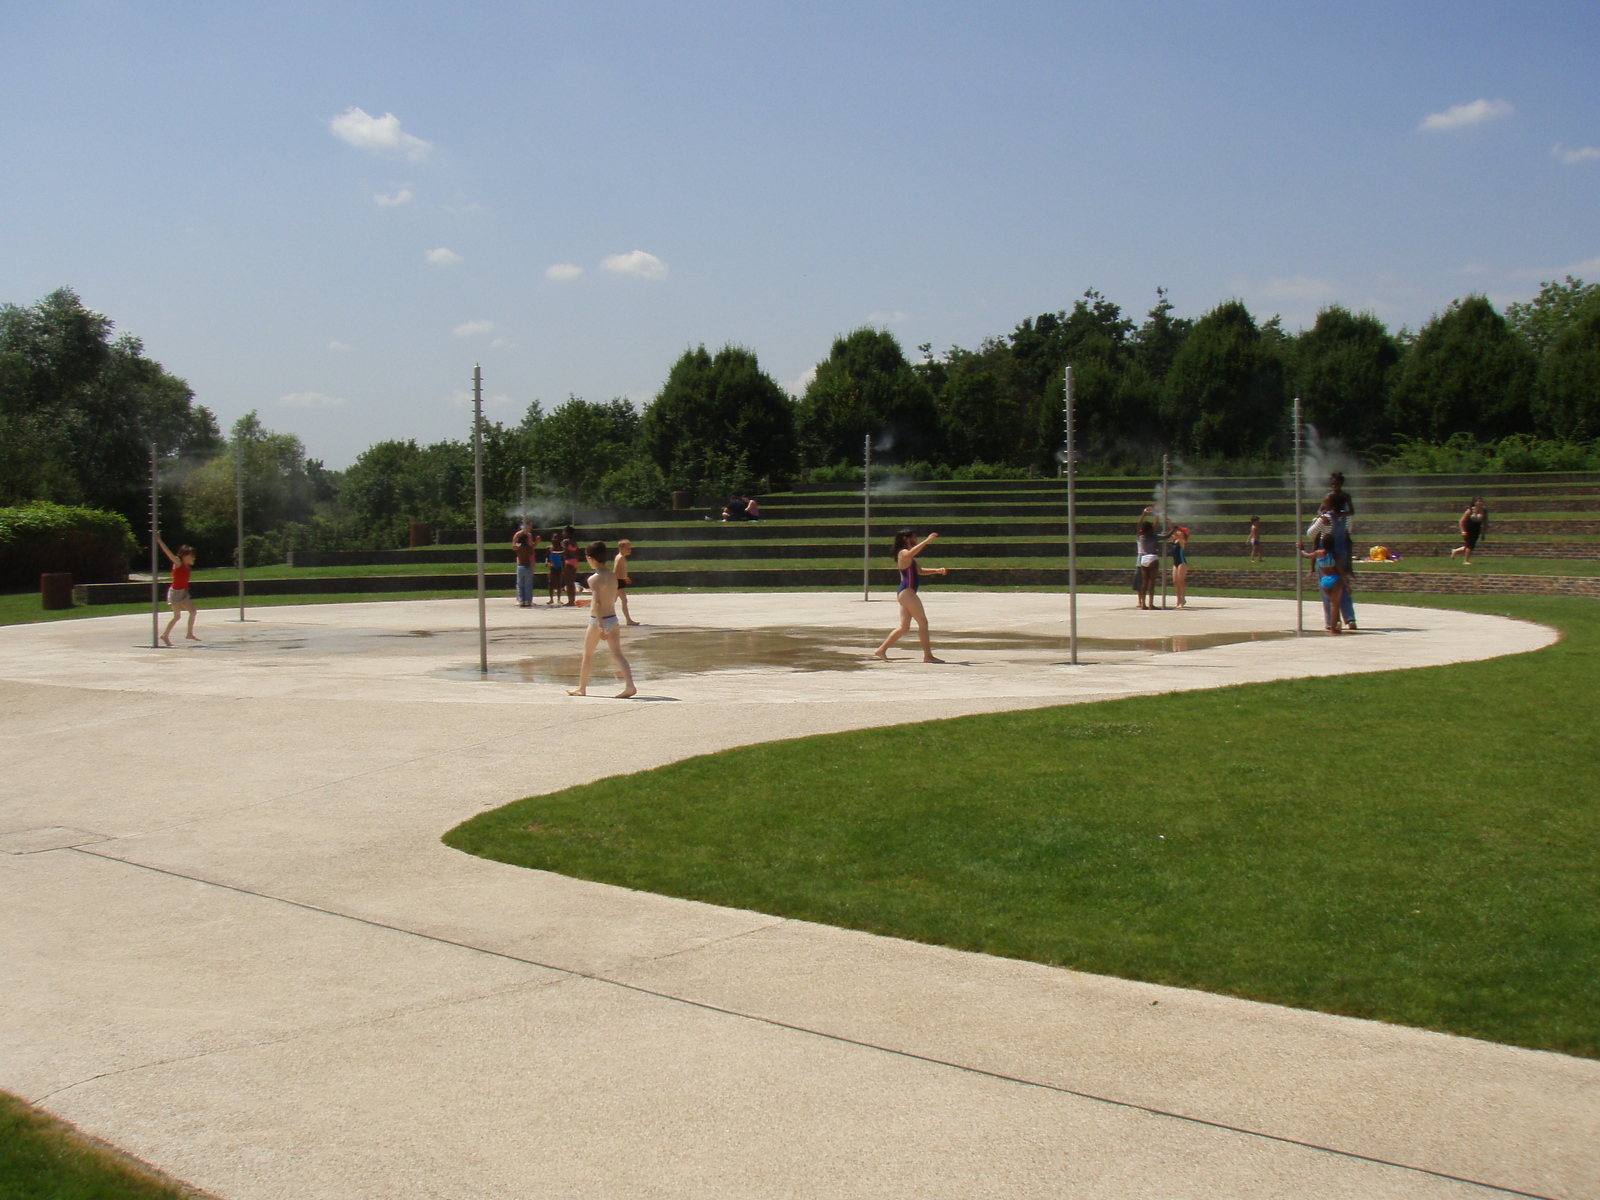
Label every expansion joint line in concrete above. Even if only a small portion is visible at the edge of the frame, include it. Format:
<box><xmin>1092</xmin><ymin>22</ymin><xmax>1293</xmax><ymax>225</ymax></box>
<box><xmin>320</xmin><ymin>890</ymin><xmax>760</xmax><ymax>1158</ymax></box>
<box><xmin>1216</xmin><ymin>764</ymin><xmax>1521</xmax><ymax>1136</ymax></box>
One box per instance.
<box><xmin>67</xmin><ymin>846</ymin><xmax>1556</xmax><ymax>1200</ymax></box>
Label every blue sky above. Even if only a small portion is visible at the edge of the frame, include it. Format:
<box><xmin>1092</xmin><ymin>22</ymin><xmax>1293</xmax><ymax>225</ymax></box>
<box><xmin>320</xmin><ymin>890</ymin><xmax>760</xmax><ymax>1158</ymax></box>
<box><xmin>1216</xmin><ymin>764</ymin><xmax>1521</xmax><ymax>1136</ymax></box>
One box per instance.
<box><xmin>4</xmin><ymin>1</ymin><xmax>1597</xmax><ymax>466</ymax></box>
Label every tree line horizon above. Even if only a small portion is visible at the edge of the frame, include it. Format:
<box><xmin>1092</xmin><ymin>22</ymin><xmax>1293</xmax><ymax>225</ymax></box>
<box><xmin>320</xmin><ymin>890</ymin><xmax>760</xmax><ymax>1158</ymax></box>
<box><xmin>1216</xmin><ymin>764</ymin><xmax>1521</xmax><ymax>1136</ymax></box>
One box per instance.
<box><xmin>3</xmin><ymin>280</ymin><xmax>1598</xmax><ymax>562</ymax></box>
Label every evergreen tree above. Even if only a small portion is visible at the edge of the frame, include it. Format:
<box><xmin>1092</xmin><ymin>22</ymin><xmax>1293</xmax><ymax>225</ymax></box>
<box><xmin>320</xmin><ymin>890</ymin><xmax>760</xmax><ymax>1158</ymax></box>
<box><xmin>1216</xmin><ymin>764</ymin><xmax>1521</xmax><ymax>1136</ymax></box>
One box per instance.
<box><xmin>641</xmin><ymin>345</ymin><xmax>795</xmax><ymax>494</ymax></box>
<box><xmin>1388</xmin><ymin>297</ymin><xmax>1535</xmax><ymax>441</ymax></box>
<box><xmin>1292</xmin><ymin>306</ymin><xmax>1400</xmax><ymax>449</ymax></box>
<box><xmin>1161</xmin><ymin>300</ymin><xmax>1285</xmax><ymax>456</ymax></box>
<box><xmin>796</xmin><ymin>329</ymin><xmax>937</xmax><ymax>466</ymax></box>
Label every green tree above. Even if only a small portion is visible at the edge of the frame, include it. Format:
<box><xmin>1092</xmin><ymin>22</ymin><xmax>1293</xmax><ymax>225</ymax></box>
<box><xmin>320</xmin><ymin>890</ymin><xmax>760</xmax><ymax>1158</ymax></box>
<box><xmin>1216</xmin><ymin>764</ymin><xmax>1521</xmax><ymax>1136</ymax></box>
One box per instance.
<box><xmin>0</xmin><ymin>288</ymin><xmax>218</xmax><ymax>521</ymax></box>
<box><xmin>340</xmin><ymin>438</ymin><xmax>473</xmax><ymax>537</ymax></box>
<box><xmin>1506</xmin><ymin>277</ymin><xmax>1600</xmax><ymax>355</ymax></box>
<box><xmin>522</xmin><ymin>396</ymin><xmax>641</xmax><ymax>501</ymax></box>
<box><xmin>1161</xmin><ymin>300</ymin><xmax>1285</xmax><ymax>456</ymax></box>
<box><xmin>1292</xmin><ymin>306</ymin><xmax>1400</xmax><ymax>449</ymax></box>
<box><xmin>182</xmin><ymin>412</ymin><xmax>318</xmax><ymax>550</ymax></box>
<box><xmin>1535</xmin><ymin>297</ymin><xmax>1600</xmax><ymax>439</ymax></box>
<box><xmin>796</xmin><ymin>329</ymin><xmax>937</xmax><ymax>466</ymax></box>
<box><xmin>1132</xmin><ymin>288</ymin><xmax>1192</xmax><ymax>384</ymax></box>
<box><xmin>1387</xmin><ymin>297</ymin><xmax>1536</xmax><ymax>441</ymax></box>
<box><xmin>642</xmin><ymin>345</ymin><xmax>796</xmax><ymax>494</ymax></box>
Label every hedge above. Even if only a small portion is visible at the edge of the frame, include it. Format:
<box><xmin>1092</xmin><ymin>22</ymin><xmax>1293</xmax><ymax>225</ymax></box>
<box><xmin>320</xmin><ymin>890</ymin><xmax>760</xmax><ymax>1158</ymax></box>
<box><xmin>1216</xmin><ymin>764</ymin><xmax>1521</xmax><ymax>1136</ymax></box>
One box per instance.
<box><xmin>0</xmin><ymin>503</ymin><xmax>138</xmax><ymax>590</ymax></box>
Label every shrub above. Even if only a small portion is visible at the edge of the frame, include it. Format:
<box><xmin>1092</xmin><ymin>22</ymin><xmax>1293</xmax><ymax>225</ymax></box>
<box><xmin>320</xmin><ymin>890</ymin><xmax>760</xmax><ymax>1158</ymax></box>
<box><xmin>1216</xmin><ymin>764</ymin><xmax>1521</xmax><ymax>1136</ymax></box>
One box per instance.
<box><xmin>1382</xmin><ymin>433</ymin><xmax>1600</xmax><ymax>474</ymax></box>
<box><xmin>0</xmin><ymin>502</ymin><xmax>138</xmax><ymax>590</ymax></box>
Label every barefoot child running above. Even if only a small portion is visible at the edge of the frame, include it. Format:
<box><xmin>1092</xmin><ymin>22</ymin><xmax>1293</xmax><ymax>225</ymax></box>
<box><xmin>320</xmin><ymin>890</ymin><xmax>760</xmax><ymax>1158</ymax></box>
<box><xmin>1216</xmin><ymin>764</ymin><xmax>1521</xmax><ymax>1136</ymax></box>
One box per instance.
<box><xmin>567</xmin><ymin>541</ymin><xmax>638</xmax><ymax>698</ymax></box>
<box><xmin>157</xmin><ymin>534</ymin><xmax>200</xmax><ymax>645</ymax></box>
<box><xmin>613</xmin><ymin>539</ymin><xmax>641</xmax><ymax>625</ymax></box>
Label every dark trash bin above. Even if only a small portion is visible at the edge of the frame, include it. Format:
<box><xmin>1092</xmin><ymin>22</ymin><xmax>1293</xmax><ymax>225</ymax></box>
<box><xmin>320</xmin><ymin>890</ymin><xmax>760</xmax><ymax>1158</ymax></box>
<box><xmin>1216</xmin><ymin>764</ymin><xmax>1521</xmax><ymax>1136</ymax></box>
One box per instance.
<box><xmin>40</xmin><ymin>573</ymin><xmax>73</xmax><ymax>610</ymax></box>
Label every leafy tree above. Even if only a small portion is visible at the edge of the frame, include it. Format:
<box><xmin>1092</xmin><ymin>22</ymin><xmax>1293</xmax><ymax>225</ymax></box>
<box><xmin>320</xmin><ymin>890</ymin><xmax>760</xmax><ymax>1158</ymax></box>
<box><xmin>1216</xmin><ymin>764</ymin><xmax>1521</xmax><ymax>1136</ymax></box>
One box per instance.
<box><xmin>1131</xmin><ymin>288</ymin><xmax>1192</xmax><ymax>384</ymax></box>
<box><xmin>0</xmin><ymin>288</ymin><xmax>219</xmax><ymax>524</ymax></box>
<box><xmin>642</xmin><ymin>345</ymin><xmax>796</xmax><ymax>494</ymax></box>
<box><xmin>1161</xmin><ymin>300</ymin><xmax>1285</xmax><ymax>456</ymax></box>
<box><xmin>1292</xmin><ymin>306</ymin><xmax>1400</xmax><ymax>449</ymax></box>
<box><xmin>521</xmin><ymin>396</ymin><xmax>640</xmax><ymax>501</ymax></box>
<box><xmin>796</xmin><ymin>329</ymin><xmax>936</xmax><ymax>466</ymax></box>
<box><xmin>1506</xmin><ymin>277</ymin><xmax>1600</xmax><ymax>355</ymax></box>
<box><xmin>1387</xmin><ymin>296</ymin><xmax>1536</xmax><ymax>441</ymax></box>
<box><xmin>183</xmin><ymin>412</ymin><xmax>319</xmax><ymax>551</ymax></box>
<box><xmin>340</xmin><ymin>438</ymin><xmax>473</xmax><ymax>536</ymax></box>
<box><xmin>1535</xmin><ymin>296</ymin><xmax>1600</xmax><ymax>439</ymax></box>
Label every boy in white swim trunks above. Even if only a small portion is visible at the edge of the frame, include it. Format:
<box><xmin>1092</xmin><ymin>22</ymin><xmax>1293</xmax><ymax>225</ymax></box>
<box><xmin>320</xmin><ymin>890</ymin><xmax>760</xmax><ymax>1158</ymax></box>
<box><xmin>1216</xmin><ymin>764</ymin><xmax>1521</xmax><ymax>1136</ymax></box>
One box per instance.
<box><xmin>567</xmin><ymin>541</ymin><xmax>638</xmax><ymax>698</ymax></box>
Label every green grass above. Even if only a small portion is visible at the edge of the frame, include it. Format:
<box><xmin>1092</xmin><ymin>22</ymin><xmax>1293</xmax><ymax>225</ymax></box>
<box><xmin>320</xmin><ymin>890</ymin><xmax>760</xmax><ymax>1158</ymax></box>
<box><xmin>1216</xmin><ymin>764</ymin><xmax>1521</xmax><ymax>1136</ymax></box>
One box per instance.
<box><xmin>0</xmin><ymin>590</ymin><xmax>475</xmax><ymax>627</ymax></box>
<box><xmin>0</xmin><ymin>1091</ymin><xmax>198</xmax><ymax>1199</ymax></box>
<box><xmin>446</xmin><ymin>592</ymin><xmax>1600</xmax><ymax>1057</ymax></box>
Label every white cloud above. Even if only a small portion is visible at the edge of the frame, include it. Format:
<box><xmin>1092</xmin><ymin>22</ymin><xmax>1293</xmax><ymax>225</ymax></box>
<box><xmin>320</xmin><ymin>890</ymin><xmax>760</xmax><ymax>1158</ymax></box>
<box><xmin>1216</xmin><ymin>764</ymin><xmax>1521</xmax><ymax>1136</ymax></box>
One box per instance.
<box><xmin>601</xmin><ymin>250</ymin><xmax>668</xmax><ymax>280</ymax></box>
<box><xmin>1419</xmin><ymin>98</ymin><xmax>1513</xmax><ymax>132</ymax></box>
<box><xmin>1552</xmin><ymin>143</ymin><xmax>1600</xmax><ymax>165</ymax></box>
<box><xmin>426</xmin><ymin>247</ymin><xmax>462</xmax><ymax>266</ymax></box>
<box><xmin>545</xmin><ymin>263</ymin><xmax>584</xmax><ymax>281</ymax></box>
<box><xmin>327</xmin><ymin>340</ymin><xmax>352</xmax><ymax>351</ymax></box>
<box><xmin>867</xmin><ymin>310</ymin><xmax>909</xmax><ymax>325</ymax></box>
<box><xmin>281</xmin><ymin>391</ymin><xmax>345</xmax><ymax>408</ymax></box>
<box><xmin>785</xmin><ymin>365</ymin><xmax>817</xmax><ymax>397</ymax></box>
<box><xmin>453</xmin><ymin>320</ymin><xmax>496</xmax><ymax>337</ymax></box>
<box><xmin>1262</xmin><ymin>276</ymin><xmax>1336</xmax><ymax>302</ymax></box>
<box><xmin>374</xmin><ymin>185</ymin><xmax>413</xmax><ymax>207</ymax></box>
<box><xmin>1563</xmin><ymin>253</ymin><xmax>1600</xmax><ymax>275</ymax></box>
<box><xmin>330</xmin><ymin>107</ymin><xmax>433</xmax><ymax>160</ymax></box>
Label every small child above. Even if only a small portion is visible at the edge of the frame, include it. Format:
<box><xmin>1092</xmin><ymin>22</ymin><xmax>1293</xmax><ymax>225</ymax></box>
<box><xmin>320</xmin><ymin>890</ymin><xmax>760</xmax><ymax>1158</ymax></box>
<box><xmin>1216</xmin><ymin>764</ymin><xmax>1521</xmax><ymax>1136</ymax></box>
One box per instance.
<box><xmin>157</xmin><ymin>534</ymin><xmax>200</xmax><ymax>645</ymax></box>
<box><xmin>613</xmin><ymin>539</ymin><xmax>640</xmax><ymax>626</ymax></box>
<box><xmin>566</xmin><ymin>541</ymin><xmax>638</xmax><ymax>699</ymax></box>
<box><xmin>1247</xmin><ymin>516</ymin><xmax>1262</xmax><ymax>563</ymax></box>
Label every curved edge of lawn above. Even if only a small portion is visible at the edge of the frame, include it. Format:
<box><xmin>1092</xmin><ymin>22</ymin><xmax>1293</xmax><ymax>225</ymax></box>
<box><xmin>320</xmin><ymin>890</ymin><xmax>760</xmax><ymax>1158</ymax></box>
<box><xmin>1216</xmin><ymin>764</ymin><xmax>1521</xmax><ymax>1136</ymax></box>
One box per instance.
<box><xmin>445</xmin><ymin>591</ymin><xmax>1598</xmax><ymax>1058</ymax></box>
<box><xmin>0</xmin><ymin>1089</ymin><xmax>216</xmax><ymax>1199</ymax></box>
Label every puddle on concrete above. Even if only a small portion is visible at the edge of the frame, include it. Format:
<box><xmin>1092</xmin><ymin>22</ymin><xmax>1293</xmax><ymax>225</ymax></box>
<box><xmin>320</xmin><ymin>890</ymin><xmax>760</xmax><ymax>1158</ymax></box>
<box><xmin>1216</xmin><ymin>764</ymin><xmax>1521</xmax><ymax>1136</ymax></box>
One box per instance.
<box><xmin>436</xmin><ymin>625</ymin><xmax>1295</xmax><ymax>685</ymax></box>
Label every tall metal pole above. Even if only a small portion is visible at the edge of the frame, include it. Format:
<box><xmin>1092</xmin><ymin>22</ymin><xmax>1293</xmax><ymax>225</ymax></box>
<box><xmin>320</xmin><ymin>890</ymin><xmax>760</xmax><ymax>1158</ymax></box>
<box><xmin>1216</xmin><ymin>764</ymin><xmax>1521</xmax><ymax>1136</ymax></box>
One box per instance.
<box><xmin>1160</xmin><ymin>453</ymin><xmax>1170</xmax><ymax>609</ymax></box>
<box><xmin>1065</xmin><ymin>366</ymin><xmax>1078</xmax><ymax>665</ymax></box>
<box><xmin>1293</xmin><ymin>397</ymin><xmax>1304</xmax><ymax>635</ymax></box>
<box><xmin>235</xmin><ymin>428</ymin><xmax>246</xmax><ymax>621</ymax></box>
<box><xmin>473</xmin><ymin>365</ymin><xmax>488</xmax><ymax>674</ymax></box>
<box><xmin>862</xmin><ymin>433</ymin><xmax>871</xmax><ymax>601</ymax></box>
<box><xmin>520</xmin><ymin>465</ymin><xmax>528</xmax><ymax>525</ymax></box>
<box><xmin>149</xmin><ymin>443</ymin><xmax>159</xmax><ymax>649</ymax></box>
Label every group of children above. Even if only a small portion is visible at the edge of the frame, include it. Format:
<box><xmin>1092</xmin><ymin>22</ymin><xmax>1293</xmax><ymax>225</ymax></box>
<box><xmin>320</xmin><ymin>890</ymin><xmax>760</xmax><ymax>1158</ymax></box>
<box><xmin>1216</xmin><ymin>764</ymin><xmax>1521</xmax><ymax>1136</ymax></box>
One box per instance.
<box><xmin>510</xmin><ymin>522</ymin><xmax>640</xmax><ymax>619</ymax></box>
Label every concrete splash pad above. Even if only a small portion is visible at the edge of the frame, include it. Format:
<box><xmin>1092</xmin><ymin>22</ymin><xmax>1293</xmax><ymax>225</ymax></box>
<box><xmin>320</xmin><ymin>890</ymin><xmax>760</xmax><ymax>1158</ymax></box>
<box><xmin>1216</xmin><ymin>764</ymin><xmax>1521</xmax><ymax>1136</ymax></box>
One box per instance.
<box><xmin>0</xmin><ymin>592</ymin><xmax>1594</xmax><ymax>1200</ymax></box>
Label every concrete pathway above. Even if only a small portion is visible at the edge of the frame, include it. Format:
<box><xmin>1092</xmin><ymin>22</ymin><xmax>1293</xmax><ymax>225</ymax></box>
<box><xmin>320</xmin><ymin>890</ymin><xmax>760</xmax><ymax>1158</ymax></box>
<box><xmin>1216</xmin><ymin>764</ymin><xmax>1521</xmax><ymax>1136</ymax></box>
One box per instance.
<box><xmin>1</xmin><ymin>592</ymin><xmax>1593</xmax><ymax>1199</ymax></box>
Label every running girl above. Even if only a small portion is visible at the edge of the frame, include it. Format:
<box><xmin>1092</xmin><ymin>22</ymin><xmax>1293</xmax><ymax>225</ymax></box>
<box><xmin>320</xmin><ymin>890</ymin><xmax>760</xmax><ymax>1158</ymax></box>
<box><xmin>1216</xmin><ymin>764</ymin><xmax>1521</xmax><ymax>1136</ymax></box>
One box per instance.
<box><xmin>872</xmin><ymin>529</ymin><xmax>948</xmax><ymax>662</ymax></box>
<box><xmin>157</xmin><ymin>534</ymin><xmax>200</xmax><ymax>645</ymax></box>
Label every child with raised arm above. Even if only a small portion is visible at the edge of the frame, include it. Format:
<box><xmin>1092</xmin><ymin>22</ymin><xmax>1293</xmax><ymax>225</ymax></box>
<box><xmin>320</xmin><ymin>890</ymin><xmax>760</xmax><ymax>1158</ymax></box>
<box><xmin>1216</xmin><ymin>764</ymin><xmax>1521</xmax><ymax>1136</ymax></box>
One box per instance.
<box><xmin>872</xmin><ymin>529</ymin><xmax>949</xmax><ymax>662</ymax></box>
<box><xmin>156</xmin><ymin>534</ymin><xmax>200</xmax><ymax>645</ymax></box>
<box><xmin>613</xmin><ymin>539</ymin><xmax>640</xmax><ymax>625</ymax></box>
<box><xmin>567</xmin><ymin>541</ymin><xmax>637</xmax><ymax>698</ymax></box>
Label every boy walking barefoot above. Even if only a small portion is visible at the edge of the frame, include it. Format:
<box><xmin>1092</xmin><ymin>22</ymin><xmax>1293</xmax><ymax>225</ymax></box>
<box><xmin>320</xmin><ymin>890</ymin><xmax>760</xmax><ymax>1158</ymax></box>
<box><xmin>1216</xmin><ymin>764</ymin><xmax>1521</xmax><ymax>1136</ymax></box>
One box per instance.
<box><xmin>566</xmin><ymin>541</ymin><xmax>638</xmax><ymax>698</ymax></box>
<box><xmin>614</xmin><ymin>539</ymin><xmax>641</xmax><ymax>625</ymax></box>
<box><xmin>157</xmin><ymin>534</ymin><xmax>200</xmax><ymax>645</ymax></box>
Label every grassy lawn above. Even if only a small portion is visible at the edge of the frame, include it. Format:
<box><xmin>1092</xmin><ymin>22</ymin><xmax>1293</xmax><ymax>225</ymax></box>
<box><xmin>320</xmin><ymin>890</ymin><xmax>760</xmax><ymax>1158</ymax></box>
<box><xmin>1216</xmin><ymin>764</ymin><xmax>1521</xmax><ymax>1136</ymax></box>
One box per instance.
<box><xmin>0</xmin><ymin>1091</ymin><xmax>198</xmax><ymax>1199</ymax></box>
<box><xmin>0</xmin><ymin>590</ymin><xmax>473</xmax><ymax>627</ymax></box>
<box><xmin>446</xmin><ymin>592</ymin><xmax>1600</xmax><ymax>1058</ymax></box>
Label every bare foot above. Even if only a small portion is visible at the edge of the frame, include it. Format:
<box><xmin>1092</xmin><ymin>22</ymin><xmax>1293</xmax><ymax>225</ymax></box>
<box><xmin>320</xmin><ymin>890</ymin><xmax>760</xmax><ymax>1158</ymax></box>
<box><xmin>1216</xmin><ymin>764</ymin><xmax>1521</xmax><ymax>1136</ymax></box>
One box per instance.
<box><xmin>626</xmin><ymin>619</ymin><xmax>641</xmax><ymax>626</ymax></box>
<box><xmin>923</xmin><ymin>655</ymin><xmax>945</xmax><ymax>663</ymax></box>
<box><xmin>871</xmin><ymin>650</ymin><xmax>890</xmax><ymax>661</ymax></box>
<box><xmin>186</xmin><ymin>634</ymin><xmax>201</xmax><ymax>641</ymax></box>
<box><xmin>566</xmin><ymin>687</ymin><xmax>587</xmax><ymax>696</ymax></box>
<box><xmin>615</xmin><ymin>685</ymin><xmax>638</xmax><ymax>698</ymax></box>
<box><xmin>161</xmin><ymin>636</ymin><xmax>172</xmax><ymax>647</ymax></box>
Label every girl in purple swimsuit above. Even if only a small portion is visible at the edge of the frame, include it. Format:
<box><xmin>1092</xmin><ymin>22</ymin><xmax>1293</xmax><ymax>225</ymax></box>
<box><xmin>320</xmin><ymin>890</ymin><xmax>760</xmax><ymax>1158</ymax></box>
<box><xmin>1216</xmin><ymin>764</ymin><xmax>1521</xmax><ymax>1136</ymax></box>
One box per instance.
<box><xmin>873</xmin><ymin>528</ymin><xmax>949</xmax><ymax>663</ymax></box>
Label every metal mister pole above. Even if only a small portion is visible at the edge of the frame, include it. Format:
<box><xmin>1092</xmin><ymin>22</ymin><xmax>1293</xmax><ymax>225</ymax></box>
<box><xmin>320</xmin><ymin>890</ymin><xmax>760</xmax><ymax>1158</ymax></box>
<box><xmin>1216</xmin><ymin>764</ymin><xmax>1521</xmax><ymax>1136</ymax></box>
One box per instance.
<box><xmin>149</xmin><ymin>442</ymin><xmax>159</xmax><ymax>649</ymax></box>
<box><xmin>235</xmin><ymin>428</ymin><xmax>246</xmax><ymax>621</ymax></box>
<box><xmin>1160</xmin><ymin>452</ymin><xmax>1170</xmax><ymax>609</ymax></box>
<box><xmin>473</xmin><ymin>365</ymin><xmax>488</xmax><ymax>674</ymax></box>
<box><xmin>1065</xmin><ymin>365</ymin><xmax>1078</xmax><ymax>665</ymax></box>
<box><xmin>862</xmin><ymin>433</ymin><xmax>871</xmax><ymax>601</ymax></box>
<box><xmin>1293</xmin><ymin>396</ymin><xmax>1304</xmax><ymax>635</ymax></box>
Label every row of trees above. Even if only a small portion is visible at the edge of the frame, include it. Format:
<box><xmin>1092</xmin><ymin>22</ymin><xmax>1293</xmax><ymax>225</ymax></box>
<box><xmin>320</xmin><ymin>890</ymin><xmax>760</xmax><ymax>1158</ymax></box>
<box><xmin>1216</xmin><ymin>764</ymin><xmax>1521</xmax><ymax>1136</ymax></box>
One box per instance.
<box><xmin>4</xmin><ymin>280</ymin><xmax>1598</xmax><ymax>565</ymax></box>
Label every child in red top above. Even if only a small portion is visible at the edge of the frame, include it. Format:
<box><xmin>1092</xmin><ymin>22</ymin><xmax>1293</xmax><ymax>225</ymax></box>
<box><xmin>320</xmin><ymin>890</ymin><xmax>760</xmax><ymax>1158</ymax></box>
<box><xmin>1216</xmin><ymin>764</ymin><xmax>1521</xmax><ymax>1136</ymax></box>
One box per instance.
<box><xmin>157</xmin><ymin>533</ymin><xmax>200</xmax><ymax>645</ymax></box>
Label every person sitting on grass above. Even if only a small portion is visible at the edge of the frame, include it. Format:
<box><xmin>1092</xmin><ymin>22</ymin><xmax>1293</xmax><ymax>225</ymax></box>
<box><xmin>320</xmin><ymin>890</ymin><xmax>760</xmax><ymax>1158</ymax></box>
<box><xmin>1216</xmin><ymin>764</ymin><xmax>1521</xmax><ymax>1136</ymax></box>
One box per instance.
<box><xmin>567</xmin><ymin>541</ymin><xmax>637</xmax><ymax>699</ymax></box>
<box><xmin>157</xmin><ymin>534</ymin><xmax>200</xmax><ymax>645</ymax></box>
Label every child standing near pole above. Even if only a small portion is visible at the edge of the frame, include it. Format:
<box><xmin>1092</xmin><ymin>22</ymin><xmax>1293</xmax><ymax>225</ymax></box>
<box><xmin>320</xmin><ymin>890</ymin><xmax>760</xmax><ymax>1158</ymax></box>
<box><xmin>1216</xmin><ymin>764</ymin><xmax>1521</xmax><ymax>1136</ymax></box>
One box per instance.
<box><xmin>613</xmin><ymin>539</ymin><xmax>641</xmax><ymax>625</ymax></box>
<box><xmin>567</xmin><ymin>542</ymin><xmax>637</xmax><ymax>698</ymax></box>
<box><xmin>157</xmin><ymin>534</ymin><xmax>200</xmax><ymax>645</ymax></box>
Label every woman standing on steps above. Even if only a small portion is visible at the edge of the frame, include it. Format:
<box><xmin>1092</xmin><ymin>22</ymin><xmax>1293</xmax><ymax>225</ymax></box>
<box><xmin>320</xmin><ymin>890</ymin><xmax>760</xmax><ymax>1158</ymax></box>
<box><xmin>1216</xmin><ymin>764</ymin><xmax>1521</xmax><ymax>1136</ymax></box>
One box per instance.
<box><xmin>873</xmin><ymin>529</ymin><xmax>948</xmax><ymax>662</ymax></box>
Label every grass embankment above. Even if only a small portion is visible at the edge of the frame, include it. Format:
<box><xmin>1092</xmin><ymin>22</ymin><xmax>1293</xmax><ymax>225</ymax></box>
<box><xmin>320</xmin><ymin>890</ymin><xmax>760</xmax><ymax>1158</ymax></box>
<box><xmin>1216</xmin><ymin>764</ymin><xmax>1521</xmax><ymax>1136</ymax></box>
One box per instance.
<box><xmin>447</xmin><ymin>593</ymin><xmax>1600</xmax><ymax>1058</ymax></box>
<box><xmin>0</xmin><ymin>1091</ymin><xmax>199</xmax><ymax>1199</ymax></box>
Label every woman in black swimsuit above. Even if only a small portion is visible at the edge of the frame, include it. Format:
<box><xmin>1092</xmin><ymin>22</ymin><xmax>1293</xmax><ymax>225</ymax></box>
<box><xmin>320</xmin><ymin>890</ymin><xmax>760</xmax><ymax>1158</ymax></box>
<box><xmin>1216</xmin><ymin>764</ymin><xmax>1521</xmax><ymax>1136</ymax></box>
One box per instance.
<box><xmin>873</xmin><ymin>528</ymin><xmax>948</xmax><ymax>662</ymax></box>
<box><xmin>1168</xmin><ymin>525</ymin><xmax>1191</xmax><ymax>609</ymax></box>
<box><xmin>1451</xmin><ymin>497</ymin><xmax>1488</xmax><ymax>565</ymax></box>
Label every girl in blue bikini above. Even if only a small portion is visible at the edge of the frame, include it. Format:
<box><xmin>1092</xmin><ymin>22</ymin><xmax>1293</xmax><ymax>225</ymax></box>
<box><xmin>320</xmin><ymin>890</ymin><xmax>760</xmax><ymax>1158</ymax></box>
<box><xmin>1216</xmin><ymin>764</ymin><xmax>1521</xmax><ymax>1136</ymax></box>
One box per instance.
<box><xmin>872</xmin><ymin>528</ymin><xmax>949</xmax><ymax>662</ymax></box>
<box><xmin>1300</xmin><ymin>531</ymin><xmax>1348</xmax><ymax>635</ymax></box>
